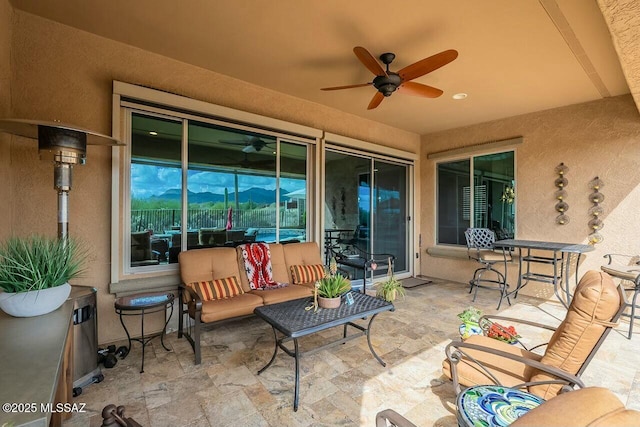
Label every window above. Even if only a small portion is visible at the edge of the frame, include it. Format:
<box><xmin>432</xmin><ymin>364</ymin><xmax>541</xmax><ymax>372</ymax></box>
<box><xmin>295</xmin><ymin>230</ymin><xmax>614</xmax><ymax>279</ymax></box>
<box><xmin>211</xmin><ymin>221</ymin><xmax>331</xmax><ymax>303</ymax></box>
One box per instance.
<box><xmin>437</xmin><ymin>151</ymin><xmax>515</xmax><ymax>245</ymax></box>
<box><xmin>124</xmin><ymin>109</ymin><xmax>313</xmax><ymax>274</ymax></box>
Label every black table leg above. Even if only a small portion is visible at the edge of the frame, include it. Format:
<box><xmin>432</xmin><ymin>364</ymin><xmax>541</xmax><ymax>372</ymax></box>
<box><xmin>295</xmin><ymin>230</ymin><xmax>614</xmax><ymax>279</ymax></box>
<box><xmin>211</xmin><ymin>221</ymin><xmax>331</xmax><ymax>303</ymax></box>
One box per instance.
<box><xmin>118</xmin><ymin>310</ymin><xmax>132</xmax><ymax>354</ymax></box>
<box><xmin>257</xmin><ymin>327</ymin><xmax>279</xmax><ymax>375</ymax></box>
<box><xmin>140</xmin><ymin>307</ymin><xmax>146</xmax><ymax>373</ymax></box>
<box><xmin>366</xmin><ymin>313</ymin><xmax>385</xmax><ymax>367</ymax></box>
<box><xmin>293</xmin><ymin>338</ymin><xmax>300</xmax><ymax>411</ymax></box>
<box><xmin>160</xmin><ymin>303</ymin><xmax>173</xmax><ymax>351</ymax></box>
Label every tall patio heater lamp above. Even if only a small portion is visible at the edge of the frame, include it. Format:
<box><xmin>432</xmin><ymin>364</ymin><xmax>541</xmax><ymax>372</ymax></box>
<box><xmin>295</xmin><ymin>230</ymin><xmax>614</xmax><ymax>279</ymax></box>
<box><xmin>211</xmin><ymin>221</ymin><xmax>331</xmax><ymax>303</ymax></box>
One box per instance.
<box><xmin>0</xmin><ymin>118</ymin><xmax>122</xmax><ymax>239</ymax></box>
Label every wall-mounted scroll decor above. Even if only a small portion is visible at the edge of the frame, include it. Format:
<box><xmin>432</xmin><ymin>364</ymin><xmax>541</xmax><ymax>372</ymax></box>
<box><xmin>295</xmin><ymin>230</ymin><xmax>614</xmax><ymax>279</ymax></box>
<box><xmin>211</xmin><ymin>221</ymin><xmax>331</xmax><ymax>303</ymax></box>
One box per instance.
<box><xmin>554</xmin><ymin>163</ymin><xmax>569</xmax><ymax>225</ymax></box>
<box><xmin>588</xmin><ymin>176</ymin><xmax>604</xmax><ymax>244</ymax></box>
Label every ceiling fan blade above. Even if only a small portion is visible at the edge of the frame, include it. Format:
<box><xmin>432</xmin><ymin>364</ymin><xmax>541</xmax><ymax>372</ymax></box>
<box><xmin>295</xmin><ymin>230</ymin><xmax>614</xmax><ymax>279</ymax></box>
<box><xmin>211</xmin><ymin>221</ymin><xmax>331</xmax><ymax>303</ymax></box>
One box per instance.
<box><xmin>353</xmin><ymin>46</ymin><xmax>386</xmax><ymax>77</ymax></box>
<box><xmin>398</xmin><ymin>81</ymin><xmax>443</xmax><ymax>98</ymax></box>
<box><xmin>367</xmin><ymin>92</ymin><xmax>385</xmax><ymax>110</ymax></box>
<box><xmin>321</xmin><ymin>83</ymin><xmax>372</xmax><ymax>91</ymax></box>
<box><xmin>398</xmin><ymin>49</ymin><xmax>458</xmax><ymax>82</ymax></box>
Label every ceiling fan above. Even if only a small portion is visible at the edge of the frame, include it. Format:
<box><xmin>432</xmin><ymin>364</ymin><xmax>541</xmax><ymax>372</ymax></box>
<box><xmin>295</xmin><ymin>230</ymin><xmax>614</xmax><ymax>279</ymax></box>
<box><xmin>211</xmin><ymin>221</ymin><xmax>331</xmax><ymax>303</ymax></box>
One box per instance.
<box><xmin>321</xmin><ymin>46</ymin><xmax>458</xmax><ymax>110</ymax></box>
<box><xmin>219</xmin><ymin>135</ymin><xmax>274</xmax><ymax>153</ymax></box>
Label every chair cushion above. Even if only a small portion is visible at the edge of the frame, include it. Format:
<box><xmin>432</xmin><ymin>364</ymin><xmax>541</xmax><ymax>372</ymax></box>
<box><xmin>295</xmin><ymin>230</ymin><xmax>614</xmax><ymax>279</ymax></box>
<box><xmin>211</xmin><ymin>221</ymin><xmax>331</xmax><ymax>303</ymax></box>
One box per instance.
<box><xmin>187</xmin><ymin>276</ymin><xmax>243</xmax><ymax>301</ymax></box>
<box><xmin>442</xmin><ymin>334</ymin><xmax>542</xmax><ymax>389</ymax></box>
<box><xmin>528</xmin><ymin>270</ymin><xmax>620</xmax><ymax>399</ymax></box>
<box><xmin>290</xmin><ymin>264</ymin><xmax>325</xmax><ymax>285</ymax></box>
<box><xmin>510</xmin><ymin>387</ymin><xmax>636</xmax><ymax>427</ymax></box>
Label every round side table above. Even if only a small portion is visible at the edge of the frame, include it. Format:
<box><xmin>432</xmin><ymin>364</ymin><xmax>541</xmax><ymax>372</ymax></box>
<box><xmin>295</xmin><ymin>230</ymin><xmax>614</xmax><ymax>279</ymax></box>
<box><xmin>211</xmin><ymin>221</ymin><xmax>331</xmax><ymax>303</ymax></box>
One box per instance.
<box><xmin>457</xmin><ymin>385</ymin><xmax>545</xmax><ymax>427</ymax></box>
<box><xmin>114</xmin><ymin>291</ymin><xmax>175</xmax><ymax>373</ymax></box>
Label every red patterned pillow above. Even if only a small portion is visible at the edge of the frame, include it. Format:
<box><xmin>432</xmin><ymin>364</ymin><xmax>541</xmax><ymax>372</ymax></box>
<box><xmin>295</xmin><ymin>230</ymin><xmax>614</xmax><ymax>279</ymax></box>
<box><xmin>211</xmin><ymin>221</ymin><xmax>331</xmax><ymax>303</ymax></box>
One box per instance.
<box><xmin>188</xmin><ymin>276</ymin><xmax>244</xmax><ymax>301</ymax></box>
<box><xmin>290</xmin><ymin>264</ymin><xmax>326</xmax><ymax>285</ymax></box>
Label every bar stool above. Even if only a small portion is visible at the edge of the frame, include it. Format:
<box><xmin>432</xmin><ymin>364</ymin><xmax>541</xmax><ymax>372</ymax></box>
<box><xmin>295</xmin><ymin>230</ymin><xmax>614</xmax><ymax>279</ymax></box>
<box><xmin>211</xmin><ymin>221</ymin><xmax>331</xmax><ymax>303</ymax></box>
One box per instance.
<box><xmin>601</xmin><ymin>253</ymin><xmax>640</xmax><ymax>339</ymax></box>
<box><xmin>464</xmin><ymin>228</ymin><xmax>511</xmax><ymax>309</ymax></box>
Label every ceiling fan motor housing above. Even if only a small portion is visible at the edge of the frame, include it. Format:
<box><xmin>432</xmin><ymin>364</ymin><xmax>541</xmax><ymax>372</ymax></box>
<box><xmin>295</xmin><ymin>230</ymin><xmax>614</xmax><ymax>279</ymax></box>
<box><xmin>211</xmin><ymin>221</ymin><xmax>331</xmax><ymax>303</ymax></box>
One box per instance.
<box><xmin>373</xmin><ymin>73</ymin><xmax>401</xmax><ymax>96</ymax></box>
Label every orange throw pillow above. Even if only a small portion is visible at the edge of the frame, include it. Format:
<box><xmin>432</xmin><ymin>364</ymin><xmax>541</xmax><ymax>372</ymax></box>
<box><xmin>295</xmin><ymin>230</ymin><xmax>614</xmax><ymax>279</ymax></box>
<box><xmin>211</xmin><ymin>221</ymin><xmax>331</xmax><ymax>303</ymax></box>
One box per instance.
<box><xmin>188</xmin><ymin>276</ymin><xmax>244</xmax><ymax>301</ymax></box>
<box><xmin>290</xmin><ymin>264</ymin><xmax>326</xmax><ymax>285</ymax></box>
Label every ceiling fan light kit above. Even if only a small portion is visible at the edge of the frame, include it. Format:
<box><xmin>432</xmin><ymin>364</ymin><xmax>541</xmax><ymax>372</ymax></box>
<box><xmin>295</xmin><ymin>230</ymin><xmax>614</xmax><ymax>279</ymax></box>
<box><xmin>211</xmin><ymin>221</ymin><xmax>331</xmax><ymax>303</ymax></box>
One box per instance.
<box><xmin>321</xmin><ymin>46</ymin><xmax>458</xmax><ymax>110</ymax></box>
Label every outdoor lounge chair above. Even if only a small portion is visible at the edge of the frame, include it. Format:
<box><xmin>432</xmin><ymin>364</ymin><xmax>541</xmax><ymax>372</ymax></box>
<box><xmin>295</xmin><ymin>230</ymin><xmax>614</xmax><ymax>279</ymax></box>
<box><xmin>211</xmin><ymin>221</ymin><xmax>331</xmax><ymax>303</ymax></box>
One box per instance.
<box><xmin>601</xmin><ymin>253</ymin><xmax>640</xmax><ymax>339</ymax></box>
<box><xmin>442</xmin><ymin>270</ymin><xmax>624</xmax><ymax>400</ymax></box>
<box><xmin>375</xmin><ymin>387</ymin><xmax>640</xmax><ymax>427</ymax></box>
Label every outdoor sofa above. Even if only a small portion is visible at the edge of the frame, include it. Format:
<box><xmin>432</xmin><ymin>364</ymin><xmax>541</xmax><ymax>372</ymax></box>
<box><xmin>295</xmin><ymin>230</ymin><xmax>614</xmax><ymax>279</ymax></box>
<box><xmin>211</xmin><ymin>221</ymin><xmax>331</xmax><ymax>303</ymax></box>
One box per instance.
<box><xmin>178</xmin><ymin>241</ymin><xmax>324</xmax><ymax>364</ymax></box>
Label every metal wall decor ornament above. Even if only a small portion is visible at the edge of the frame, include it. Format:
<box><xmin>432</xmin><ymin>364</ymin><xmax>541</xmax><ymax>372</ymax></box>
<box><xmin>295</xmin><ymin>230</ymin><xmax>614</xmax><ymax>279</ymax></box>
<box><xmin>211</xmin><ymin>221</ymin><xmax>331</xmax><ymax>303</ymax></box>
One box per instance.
<box><xmin>554</xmin><ymin>163</ymin><xmax>569</xmax><ymax>225</ymax></box>
<box><xmin>588</xmin><ymin>177</ymin><xmax>605</xmax><ymax>244</ymax></box>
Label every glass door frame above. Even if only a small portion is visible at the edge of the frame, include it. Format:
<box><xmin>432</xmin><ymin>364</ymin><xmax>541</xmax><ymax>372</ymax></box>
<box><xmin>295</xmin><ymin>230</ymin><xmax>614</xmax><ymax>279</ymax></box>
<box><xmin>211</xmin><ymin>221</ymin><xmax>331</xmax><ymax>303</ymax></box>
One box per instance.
<box><xmin>322</xmin><ymin>143</ymin><xmax>415</xmax><ymax>281</ymax></box>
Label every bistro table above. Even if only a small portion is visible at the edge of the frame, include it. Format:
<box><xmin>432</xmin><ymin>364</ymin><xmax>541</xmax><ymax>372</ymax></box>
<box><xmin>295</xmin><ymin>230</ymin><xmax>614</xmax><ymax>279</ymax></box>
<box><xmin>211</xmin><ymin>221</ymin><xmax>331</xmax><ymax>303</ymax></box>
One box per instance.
<box><xmin>254</xmin><ymin>292</ymin><xmax>394</xmax><ymax>411</ymax></box>
<box><xmin>114</xmin><ymin>291</ymin><xmax>175</xmax><ymax>373</ymax></box>
<box><xmin>493</xmin><ymin>239</ymin><xmax>594</xmax><ymax>308</ymax></box>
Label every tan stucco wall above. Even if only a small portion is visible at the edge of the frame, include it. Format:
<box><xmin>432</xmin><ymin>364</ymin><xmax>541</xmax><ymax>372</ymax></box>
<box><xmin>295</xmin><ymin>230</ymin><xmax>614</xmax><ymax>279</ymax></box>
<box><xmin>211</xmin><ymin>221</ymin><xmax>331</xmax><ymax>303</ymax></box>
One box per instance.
<box><xmin>4</xmin><ymin>10</ymin><xmax>420</xmax><ymax>344</ymax></box>
<box><xmin>420</xmin><ymin>94</ymin><xmax>640</xmax><ymax>301</ymax></box>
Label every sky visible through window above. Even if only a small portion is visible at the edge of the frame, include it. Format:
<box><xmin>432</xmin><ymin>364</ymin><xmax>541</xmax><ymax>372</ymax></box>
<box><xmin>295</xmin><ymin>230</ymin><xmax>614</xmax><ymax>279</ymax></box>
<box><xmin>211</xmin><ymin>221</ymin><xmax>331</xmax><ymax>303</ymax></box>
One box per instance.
<box><xmin>131</xmin><ymin>164</ymin><xmax>306</xmax><ymax>200</ymax></box>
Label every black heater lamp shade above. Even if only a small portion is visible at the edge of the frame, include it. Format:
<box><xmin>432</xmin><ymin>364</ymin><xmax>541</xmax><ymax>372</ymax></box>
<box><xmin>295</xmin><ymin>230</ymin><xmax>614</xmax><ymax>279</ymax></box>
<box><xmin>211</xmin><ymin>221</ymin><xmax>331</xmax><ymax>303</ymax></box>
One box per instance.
<box><xmin>0</xmin><ymin>118</ymin><xmax>122</xmax><ymax>164</ymax></box>
<box><xmin>0</xmin><ymin>118</ymin><xmax>123</xmax><ymax>239</ymax></box>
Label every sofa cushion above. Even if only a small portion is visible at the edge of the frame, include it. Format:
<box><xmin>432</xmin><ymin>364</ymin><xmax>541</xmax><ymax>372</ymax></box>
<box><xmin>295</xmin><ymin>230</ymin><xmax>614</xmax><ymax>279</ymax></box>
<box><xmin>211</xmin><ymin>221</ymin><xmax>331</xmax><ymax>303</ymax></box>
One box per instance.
<box><xmin>249</xmin><ymin>284</ymin><xmax>312</xmax><ymax>305</ymax></box>
<box><xmin>188</xmin><ymin>276</ymin><xmax>243</xmax><ymax>301</ymax></box>
<box><xmin>195</xmin><ymin>293</ymin><xmax>265</xmax><ymax>323</ymax></box>
<box><xmin>179</xmin><ymin>247</ymin><xmax>242</xmax><ymax>285</ymax></box>
<box><xmin>529</xmin><ymin>271</ymin><xmax>620</xmax><ymax>399</ymax></box>
<box><xmin>290</xmin><ymin>264</ymin><xmax>325</xmax><ymax>285</ymax></box>
<box><xmin>283</xmin><ymin>242</ymin><xmax>324</xmax><ymax>284</ymax></box>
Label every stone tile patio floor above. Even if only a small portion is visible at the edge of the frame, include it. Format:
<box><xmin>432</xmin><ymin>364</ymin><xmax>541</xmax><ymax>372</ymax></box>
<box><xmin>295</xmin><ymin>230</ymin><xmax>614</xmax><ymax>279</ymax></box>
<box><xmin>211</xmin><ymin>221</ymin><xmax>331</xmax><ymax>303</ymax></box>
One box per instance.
<box><xmin>63</xmin><ymin>279</ymin><xmax>640</xmax><ymax>426</ymax></box>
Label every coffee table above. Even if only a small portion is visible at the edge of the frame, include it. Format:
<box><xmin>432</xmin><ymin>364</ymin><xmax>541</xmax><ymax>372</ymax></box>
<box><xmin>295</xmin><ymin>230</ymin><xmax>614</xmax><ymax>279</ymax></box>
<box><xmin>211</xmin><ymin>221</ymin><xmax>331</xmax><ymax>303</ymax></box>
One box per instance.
<box><xmin>254</xmin><ymin>292</ymin><xmax>394</xmax><ymax>411</ymax></box>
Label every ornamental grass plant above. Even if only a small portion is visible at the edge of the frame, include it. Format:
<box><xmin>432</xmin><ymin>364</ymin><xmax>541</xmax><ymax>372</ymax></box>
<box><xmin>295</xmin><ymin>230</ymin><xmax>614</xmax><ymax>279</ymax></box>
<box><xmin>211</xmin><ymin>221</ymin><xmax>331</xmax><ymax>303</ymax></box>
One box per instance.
<box><xmin>0</xmin><ymin>236</ymin><xmax>87</xmax><ymax>293</ymax></box>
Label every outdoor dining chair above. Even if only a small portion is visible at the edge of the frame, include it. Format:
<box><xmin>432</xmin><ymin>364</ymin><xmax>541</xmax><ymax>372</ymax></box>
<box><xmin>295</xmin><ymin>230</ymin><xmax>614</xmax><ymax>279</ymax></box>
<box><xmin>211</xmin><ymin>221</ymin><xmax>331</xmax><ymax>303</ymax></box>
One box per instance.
<box><xmin>601</xmin><ymin>253</ymin><xmax>640</xmax><ymax>339</ymax></box>
<box><xmin>464</xmin><ymin>228</ymin><xmax>511</xmax><ymax>309</ymax></box>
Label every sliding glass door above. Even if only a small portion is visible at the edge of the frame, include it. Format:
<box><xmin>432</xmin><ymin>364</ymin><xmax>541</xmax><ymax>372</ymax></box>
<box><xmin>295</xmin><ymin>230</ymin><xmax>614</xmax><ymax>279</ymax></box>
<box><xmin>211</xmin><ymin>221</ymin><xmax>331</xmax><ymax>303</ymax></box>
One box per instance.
<box><xmin>324</xmin><ymin>149</ymin><xmax>410</xmax><ymax>284</ymax></box>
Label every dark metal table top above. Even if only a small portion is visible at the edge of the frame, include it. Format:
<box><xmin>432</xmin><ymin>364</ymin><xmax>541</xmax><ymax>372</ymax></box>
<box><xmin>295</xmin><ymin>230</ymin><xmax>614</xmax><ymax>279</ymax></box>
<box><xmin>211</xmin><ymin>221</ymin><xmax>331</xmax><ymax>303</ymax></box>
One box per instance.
<box><xmin>254</xmin><ymin>292</ymin><xmax>393</xmax><ymax>338</ymax></box>
<box><xmin>115</xmin><ymin>291</ymin><xmax>175</xmax><ymax>311</ymax></box>
<box><xmin>494</xmin><ymin>239</ymin><xmax>594</xmax><ymax>253</ymax></box>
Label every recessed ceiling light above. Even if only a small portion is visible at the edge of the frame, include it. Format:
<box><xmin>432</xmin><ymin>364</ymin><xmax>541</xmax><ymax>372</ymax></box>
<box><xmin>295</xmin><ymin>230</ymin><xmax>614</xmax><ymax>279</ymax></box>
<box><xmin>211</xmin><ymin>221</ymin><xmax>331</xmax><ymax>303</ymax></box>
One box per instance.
<box><xmin>149</xmin><ymin>131</ymin><xmax>158</xmax><ymax>136</ymax></box>
<box><xmin>452</xmin><ymin>93</ymin><xmax>468</xmax><ymax>100</ymax></box>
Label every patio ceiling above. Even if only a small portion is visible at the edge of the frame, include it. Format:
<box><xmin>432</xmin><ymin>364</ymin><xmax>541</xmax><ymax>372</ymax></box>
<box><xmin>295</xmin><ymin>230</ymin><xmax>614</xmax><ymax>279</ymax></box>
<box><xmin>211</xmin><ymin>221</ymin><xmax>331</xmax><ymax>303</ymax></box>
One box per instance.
<box><xmin>9</xmin><ymin>0</ymin><xmax>638</xmax><ymax>135</ymax></box>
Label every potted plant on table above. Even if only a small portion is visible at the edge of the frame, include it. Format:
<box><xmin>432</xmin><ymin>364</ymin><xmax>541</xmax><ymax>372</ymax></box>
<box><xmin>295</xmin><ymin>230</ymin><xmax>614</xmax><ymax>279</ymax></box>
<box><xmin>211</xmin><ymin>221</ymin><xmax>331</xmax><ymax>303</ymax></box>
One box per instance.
<box><xmin>375</xmin><ymin>257</ymin><xmax>405</xmax><ymax>302</ymax></box>
<box><xmin>316</xmin><ymin>257</ymin><xmax>351</xmax><ymax>309</ymax></box>
<box><xmin>0</xmin><ymin>235</ymin><xmax>87</xmax><ymax>317</ymax></box>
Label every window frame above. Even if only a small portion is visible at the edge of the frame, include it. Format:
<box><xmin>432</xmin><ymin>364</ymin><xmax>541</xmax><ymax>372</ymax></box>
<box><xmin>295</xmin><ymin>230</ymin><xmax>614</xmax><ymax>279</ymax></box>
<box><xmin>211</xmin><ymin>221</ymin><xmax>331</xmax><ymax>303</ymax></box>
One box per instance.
<box><xmin>435</xmin><ymin>148</ymin><xmax>517</xmax><ymax>246</ymax></box>
<box><xmin>111</xmin><ymin>82</ymin><xmax>321</xmax><ymax>291</ymax></box>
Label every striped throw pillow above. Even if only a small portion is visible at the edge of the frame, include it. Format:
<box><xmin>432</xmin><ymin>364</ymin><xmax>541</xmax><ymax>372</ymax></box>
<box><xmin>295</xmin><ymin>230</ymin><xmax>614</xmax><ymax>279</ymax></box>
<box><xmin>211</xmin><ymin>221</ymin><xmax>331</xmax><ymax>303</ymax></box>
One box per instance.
<box><xmin>188</xmin><ymin>276</ymin><xmax>244</xmax><ymax>301</ymax></box>
<box><xmin>290</xmin><ymin>264</ymin><xmax>326</xmax><ymax>285</ymax></box>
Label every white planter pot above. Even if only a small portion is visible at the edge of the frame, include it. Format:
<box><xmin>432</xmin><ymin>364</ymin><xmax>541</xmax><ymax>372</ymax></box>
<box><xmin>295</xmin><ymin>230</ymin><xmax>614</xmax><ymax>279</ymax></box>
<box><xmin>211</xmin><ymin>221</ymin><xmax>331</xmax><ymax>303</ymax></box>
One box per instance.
<box><xmin>0</xmin><ymin>283</ymin><xmax>71</xmax><ymax>317</ymax></box>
